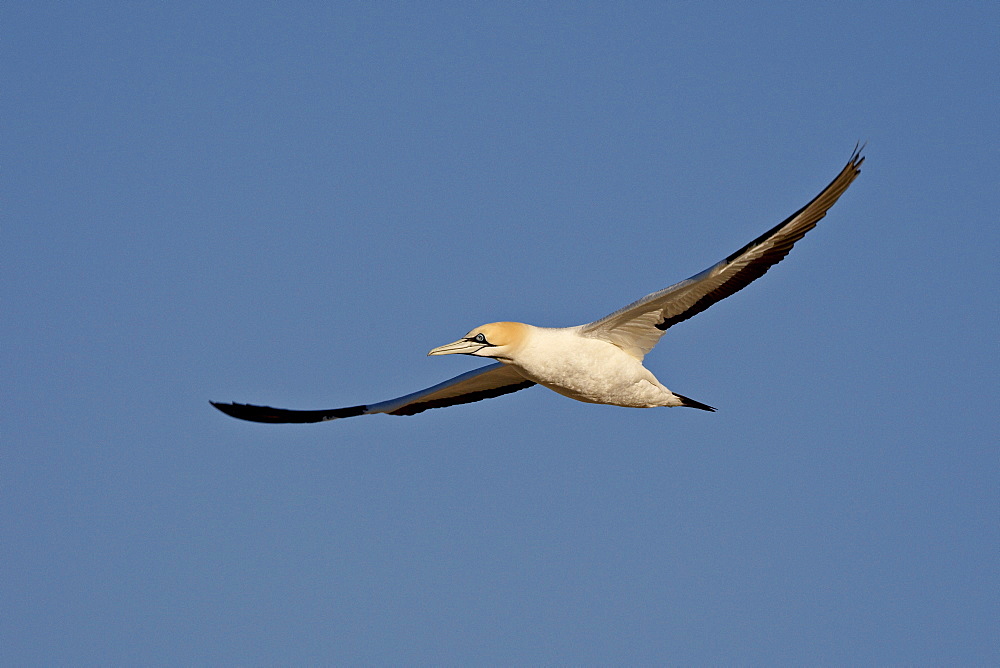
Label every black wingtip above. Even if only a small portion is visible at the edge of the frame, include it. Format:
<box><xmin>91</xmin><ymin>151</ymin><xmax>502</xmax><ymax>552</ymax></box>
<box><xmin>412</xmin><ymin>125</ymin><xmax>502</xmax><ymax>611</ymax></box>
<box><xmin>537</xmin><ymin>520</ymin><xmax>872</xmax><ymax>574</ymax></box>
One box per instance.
<box><xmin>851</xmin><ymin>141</ymin><xmax>866</xmax><ymax>169</ymax></box>
<box><xmin>674</xmin><ymin>393</ymin><xmax>717</xmax><ymax>412</ymax></box>
<box><xmin>210</xmin><ymin>401</ymin><xmax>282</xmax><ymax>423</ymax></box>
<box><xmin>210</xmin><ymin>400</ymin><xmax>368</xmax><ymax>423</ymax></box>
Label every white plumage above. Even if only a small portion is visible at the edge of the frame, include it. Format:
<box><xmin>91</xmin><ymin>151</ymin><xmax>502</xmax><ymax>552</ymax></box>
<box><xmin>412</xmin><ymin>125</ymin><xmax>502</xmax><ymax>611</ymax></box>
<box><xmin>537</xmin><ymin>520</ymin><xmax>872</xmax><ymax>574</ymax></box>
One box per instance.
<box><xmin>212</xmin><ymin>147</ymin><xmax>863</xmax><ymax>423</ymax></box>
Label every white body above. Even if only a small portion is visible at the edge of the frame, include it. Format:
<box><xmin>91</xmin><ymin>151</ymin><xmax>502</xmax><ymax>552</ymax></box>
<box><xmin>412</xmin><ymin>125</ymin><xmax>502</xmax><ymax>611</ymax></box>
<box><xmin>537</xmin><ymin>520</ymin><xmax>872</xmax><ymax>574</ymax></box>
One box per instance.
<box><xmin>506</xmin><ymin>326</ymin><xmax>683</xmax><ymax>407</ymax></box>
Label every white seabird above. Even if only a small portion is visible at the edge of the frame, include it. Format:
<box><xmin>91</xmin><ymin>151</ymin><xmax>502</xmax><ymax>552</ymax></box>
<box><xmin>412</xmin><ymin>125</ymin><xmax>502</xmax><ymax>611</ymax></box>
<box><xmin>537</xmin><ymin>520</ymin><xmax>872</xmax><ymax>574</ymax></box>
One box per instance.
<box><xmin>212</xmin><ymin>147</ymin><xmax>864</xmax><ymax>423</ymax></box>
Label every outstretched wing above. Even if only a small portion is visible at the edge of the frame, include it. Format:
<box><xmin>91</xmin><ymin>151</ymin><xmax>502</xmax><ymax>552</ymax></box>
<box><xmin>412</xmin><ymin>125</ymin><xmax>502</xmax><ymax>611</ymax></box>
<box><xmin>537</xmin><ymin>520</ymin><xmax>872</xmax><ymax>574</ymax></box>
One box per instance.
<box><xmin>581</xmin><ymin>146</ymin><xmax>864</xmax><ymax>359</ymax></box>
<box><xmin>211</xmin><ymin>363</ymin><xmax>534</xmax><ymax>423</ymax></box>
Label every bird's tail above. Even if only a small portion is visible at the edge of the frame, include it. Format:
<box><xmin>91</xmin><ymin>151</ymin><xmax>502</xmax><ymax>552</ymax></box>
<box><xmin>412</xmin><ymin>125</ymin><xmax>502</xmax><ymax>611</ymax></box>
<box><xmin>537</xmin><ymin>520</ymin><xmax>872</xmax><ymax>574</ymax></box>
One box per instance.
<box><xmin>673</xmin><ymin>393</ymin><xmax>717</xmax><ymax>412</ymax></box>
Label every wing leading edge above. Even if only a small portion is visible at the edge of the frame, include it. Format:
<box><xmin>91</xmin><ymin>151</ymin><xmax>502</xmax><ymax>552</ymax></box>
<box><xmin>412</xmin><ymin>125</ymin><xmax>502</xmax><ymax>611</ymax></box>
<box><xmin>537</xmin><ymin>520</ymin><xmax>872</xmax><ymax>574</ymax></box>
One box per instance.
<box><xmin>211</xmin><ymin>363</ymin><xmax>534</xmax><ymax>423</ymax></box>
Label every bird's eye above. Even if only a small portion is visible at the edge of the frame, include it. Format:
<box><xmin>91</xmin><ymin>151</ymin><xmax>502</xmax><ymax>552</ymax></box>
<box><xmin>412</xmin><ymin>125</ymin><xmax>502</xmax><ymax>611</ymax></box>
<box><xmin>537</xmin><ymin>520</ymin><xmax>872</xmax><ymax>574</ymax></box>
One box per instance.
<box><xmin>474</xmin><ymin>333</ymin><xmax>487</xmax><ymax>343</ymax></box>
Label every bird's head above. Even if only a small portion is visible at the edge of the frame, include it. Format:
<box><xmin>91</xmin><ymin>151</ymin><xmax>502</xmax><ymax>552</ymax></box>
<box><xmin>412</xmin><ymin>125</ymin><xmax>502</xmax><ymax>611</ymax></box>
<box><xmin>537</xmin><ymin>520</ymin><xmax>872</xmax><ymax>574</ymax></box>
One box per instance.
<box><xmin>428</xmin><ymin>322</ymin><xmax>528</xmax><ymax>360</ymax></box>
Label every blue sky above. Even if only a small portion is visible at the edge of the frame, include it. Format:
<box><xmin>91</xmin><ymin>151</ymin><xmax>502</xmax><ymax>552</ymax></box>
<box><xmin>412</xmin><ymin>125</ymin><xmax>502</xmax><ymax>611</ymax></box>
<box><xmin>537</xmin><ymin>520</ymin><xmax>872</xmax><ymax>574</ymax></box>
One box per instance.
<box><xmin>4</xmin><ymin>3</ymin><xmax>997</xmax><ymax>664</ymax></box>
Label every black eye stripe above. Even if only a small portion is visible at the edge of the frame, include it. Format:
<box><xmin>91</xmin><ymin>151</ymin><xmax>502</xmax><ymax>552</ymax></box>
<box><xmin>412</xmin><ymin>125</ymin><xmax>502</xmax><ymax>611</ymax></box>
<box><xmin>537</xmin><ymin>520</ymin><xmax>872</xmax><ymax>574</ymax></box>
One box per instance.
<box><xmin>468</xmin><ymin>333</ymin><xmax>491</xmax><ymax>345</ymax></box>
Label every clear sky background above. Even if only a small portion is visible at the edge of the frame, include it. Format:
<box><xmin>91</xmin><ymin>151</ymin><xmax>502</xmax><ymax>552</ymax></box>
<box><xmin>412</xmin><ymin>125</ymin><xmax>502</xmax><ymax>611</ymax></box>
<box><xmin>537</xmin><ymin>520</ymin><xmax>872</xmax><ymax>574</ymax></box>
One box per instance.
<box><xmin>4</xmin><ymin>3</ymin><xmax>997</xmax><ymax>664</ymax></box>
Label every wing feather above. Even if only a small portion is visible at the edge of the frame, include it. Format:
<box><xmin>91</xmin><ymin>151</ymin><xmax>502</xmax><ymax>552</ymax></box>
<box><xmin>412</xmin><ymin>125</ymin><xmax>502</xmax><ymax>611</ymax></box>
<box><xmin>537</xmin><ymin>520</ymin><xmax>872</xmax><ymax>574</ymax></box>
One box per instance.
<box><xmin>581</xmin><ymin>146</ymin><xmax>864</xmax><ymax>358</ymax></box>
<box><xmin>211</xmin><ymin>363</ymin><xmax>534</xmax><ymax>423</ymax></box>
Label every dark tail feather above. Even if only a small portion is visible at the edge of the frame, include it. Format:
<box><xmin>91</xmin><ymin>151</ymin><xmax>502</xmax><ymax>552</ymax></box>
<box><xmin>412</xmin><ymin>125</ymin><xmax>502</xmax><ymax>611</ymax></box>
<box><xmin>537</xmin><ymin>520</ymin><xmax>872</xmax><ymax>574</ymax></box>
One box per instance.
<box><xmin>674</xmin><ymin>393</ymin><xmax>717</xmax><ymax>412</ymax></box>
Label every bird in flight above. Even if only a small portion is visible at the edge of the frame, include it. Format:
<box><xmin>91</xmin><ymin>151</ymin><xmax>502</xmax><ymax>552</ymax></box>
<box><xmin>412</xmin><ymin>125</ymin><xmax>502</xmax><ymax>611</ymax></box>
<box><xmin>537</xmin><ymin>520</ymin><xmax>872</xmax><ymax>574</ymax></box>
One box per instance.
<box><xmin>212</xmin><ymin>147</ymin><xmax>864</xmax><ymax>423</ymax></box>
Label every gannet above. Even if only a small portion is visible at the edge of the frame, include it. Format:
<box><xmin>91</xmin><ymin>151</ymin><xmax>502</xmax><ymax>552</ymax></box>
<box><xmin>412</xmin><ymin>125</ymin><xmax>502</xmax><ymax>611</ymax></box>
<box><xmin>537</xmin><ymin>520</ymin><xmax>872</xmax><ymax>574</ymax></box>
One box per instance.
<box><xmin>212</xmin><ymin>147</ymin><xmax>864</xmax><ymax>423</ymax></box>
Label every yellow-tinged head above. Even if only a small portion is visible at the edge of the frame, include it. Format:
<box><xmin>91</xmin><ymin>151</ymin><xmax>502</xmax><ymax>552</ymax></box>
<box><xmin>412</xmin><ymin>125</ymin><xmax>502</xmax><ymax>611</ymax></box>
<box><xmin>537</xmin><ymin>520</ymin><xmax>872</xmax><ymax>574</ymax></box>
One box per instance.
<box><xmin>427</xmin><ymin>322</ymin><xmax>529</xmax><ymax>359</ymax></box>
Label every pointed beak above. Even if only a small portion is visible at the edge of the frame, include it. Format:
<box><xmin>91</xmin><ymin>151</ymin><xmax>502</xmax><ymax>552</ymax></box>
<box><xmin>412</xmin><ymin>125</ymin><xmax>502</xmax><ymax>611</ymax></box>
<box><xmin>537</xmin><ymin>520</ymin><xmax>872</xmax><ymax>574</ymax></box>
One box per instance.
<box><xmin>427</xmin><ymin>339</ymin><xmax>483</xmax><ymax>356</ymax></box>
